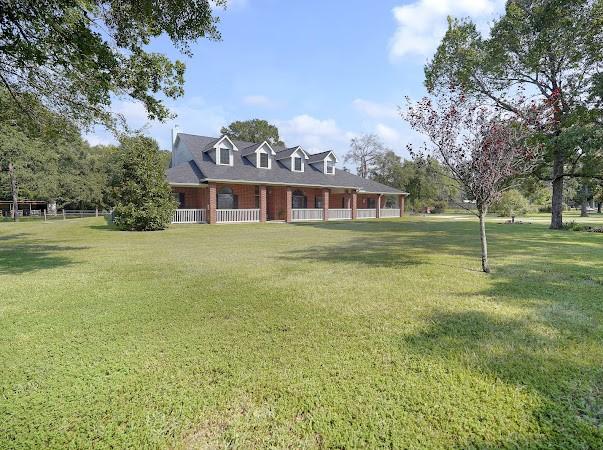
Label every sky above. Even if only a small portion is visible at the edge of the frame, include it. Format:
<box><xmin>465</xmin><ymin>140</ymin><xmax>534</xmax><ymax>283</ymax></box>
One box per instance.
<box><xmin>86</xmin><ymin>0</ymin><xmax>505</xmax><ymax>166</ymax></box>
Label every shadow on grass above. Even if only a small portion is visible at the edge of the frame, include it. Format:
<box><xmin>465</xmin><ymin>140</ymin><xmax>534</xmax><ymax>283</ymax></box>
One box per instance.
<box><xmin>403</xmin><ymin>310</ymin><xmax>603</xmax><ymax>448</ymax></box>
<box><xmin>0</xmin><ymin>234</ymin><xmax>87</xmax><ymax>274</ymax></box>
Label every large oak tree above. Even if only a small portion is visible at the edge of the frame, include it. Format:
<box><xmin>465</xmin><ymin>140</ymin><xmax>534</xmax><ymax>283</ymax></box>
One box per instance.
<box><xmin>425</xmin><ymin>0</ymin><xmax>603</xmax><ymax>229</ymax></box>
<box><xmin>0</xmin><ymin>0</ymin><xmax>225</xmax><ymax>127</ymax></box>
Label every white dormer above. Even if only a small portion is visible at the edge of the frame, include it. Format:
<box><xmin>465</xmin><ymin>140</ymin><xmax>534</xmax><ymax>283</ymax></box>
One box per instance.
<box><xmin>324</xmin><ymin>152</ymin><xmax>337</xmax><ymax>175</ymax></box>
<box><xmin>242</xmin><ymin>141</ymin><xmax>276</xmax><ymax>169</ymax></box>
<box><xmin>290</xmin><ymin>147</ymin><xmax>310</xmax><ymax>172</ymax></box>
<box><xmin>213</xmin><ymin>135</ymin><xmax>239</xmax><ymax>166</ymax></box>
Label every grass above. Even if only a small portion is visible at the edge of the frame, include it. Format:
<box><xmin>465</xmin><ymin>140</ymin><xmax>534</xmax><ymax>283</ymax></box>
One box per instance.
<box><xmin>1</xmin><ymin>214</ymin><xmax>602</xmax><ymax>449</ymax></box>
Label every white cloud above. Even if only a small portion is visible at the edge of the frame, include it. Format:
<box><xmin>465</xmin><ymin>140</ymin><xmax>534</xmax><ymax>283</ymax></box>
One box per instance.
<box><xmin>375</xmin><ymin>123</ymin><xmax>401</xmax><ymax>146</ymax></box>
<box><xmin>353</xmin><ymin>99</ymin><xmax>399</xmax><ymax>120</ymax></box>
<box><xmin>389</xmin><ymin>0</ymin><xmax>505</xmax><ymax>60</ymax></box>
<box><xmin>84</xmin><ymin>97</ymin><xmax>227</xmax><ymax>150</ymax></box>
<box><xmin>277</xmin><ymin>114</ymin><xmax>356</xmax><ymax>159</ymax></box>
<box><xmin>242</xmin><ymin>95</ymin><xmax>277</xmax><ymax>108</ymax></box>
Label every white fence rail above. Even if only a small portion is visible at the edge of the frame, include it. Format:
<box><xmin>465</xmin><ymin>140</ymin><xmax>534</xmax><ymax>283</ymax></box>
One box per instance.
<box><xmin>217</xmin><ymin>208</ymin><xmax>260</xmax><ymax>223</ymax></box>
<box><xmin>292</xmin><ymin>208</ymin><xmax>323</xmax><ymax>221</ymax></box>
<box><xmin>380</xmin><ymin>208</ymin><xmax>401</xmax><ymax>218</ymax></box>
<box><xmin>172</xmin><ymin>208</ymin><xmax>206</xmax><ymax>224</ymax></box>
<box><xmin>328</xmin><ymin>208</ymin><xmax>352</xmax><ymax>220</ymax></box>
<box><xmin>357</xmin><ymin>208</ymin><xmax>377</xmax><ymax>219</ymax></box>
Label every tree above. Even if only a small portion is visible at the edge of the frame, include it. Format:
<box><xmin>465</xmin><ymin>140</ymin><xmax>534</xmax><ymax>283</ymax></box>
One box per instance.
<box><xmin>370</xmin><ymin>151</ymin><xmax>459</xmax><ymax>211</ymax></box>
<box><xmin>220</xmin><ymin>119</ymin><xmax>284</xmax><ymax>147</ymax></box>
<box><xmin>406</xmin><ymin>94</ymin><xmax>537</xmax><ymax>273</ymax></box>
<box><xmin>0</xmin><ymin>1</ymin><xmax>224</xmax><ymax>127</ymax></box>
<box><xmin>111</xmin><ymin>135</ymin><xmax>176</xmax><ymax>231</ymax></box>
<box><xmin>492</xmin><ymin>189</ymin><xmax>530</xmax><ymax>221</ymax></box>
<box><xmin>425</xmin><ymin>0</ymin><xmax>603</xmax><ymax>229</ymax></box>
<box><xmin>345</xmin><ymin>134</ymin><xmax>385</xmax><ymax>178</ymax></box>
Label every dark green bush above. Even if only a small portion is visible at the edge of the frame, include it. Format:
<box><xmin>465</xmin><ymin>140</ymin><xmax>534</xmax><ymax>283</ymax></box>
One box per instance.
<box><xmin>111</xmin><ymin>135</ymin><xmax>177</xmax><ymax>231</ymax></box>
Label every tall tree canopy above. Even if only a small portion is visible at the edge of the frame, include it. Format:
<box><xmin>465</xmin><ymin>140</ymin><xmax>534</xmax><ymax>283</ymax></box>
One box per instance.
<box><xmin>425</xmin><ymin>0</ymin><xmax>603</xmax><ymax>229</ymax></box>
<box><xmin>220</xmin><ymin>119</ymin><xmax>284</xmax><ymax>147</ymax></box>
<box><xmin>0</xmin><ymin>0</ymin><xmax>224</xmax><ymax>127</ymax></box>
<box><xmin>345</xmin><ymin>134</ymin><xmax>385</xmax><ymax>178</ymax></box>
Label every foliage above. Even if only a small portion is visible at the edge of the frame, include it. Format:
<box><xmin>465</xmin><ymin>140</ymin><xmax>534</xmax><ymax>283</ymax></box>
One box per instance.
<box><xmin>111</xmin><ymin>136</ymin><xmax>176</xmax><ymax>231</ymax></box>
<box><xmin>405</xmin><ymin>93</ymin><xmax>537</xmax><ymax>272</ymax></box>
<box><xmin>492</xmin><ymin>189</ymin><xmax>530</xmax><ymax>217</ymax></box>
<box><xmin>370</xmin><ymin>151</ymin><xmax>460</xmax><ymax>211</ymax></box>
<box><xmin>1</xmin><ymin>216</ymin><xmax>602</xmax><ymax>448</ymax></box>
<box><xmin>345</xmin><ymin>134</ymin><xmax>385</xmax><ymax>178</ymax></box>
<box><xmin>220</xmin><ymin>119</ymin><xmax>284</xmax><ymax>147</ymax></box>
<box><xmin>424</xmin><ymin>0</ymin><xmax>603</xmax><ymax>229</ymax></box>
<box><xmin>0</xmin><ymin>0</ymin><xmax>224</xmax><ymax>127</ymax></box>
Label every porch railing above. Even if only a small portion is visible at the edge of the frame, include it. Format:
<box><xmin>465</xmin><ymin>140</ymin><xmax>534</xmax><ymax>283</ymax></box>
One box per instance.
<box><xmin>217</xmin><ymin>208</ymin><xmax>260</xmax><ymax>223</ymax></box>
<box><xmin>328</xmin><ymin>208</ymin><xmax>352</xmax><ymax>220</ymax></box>
<box><xmin>292</xmin><ymin>208</ymin><xmax>323</xmax><ymax>221</ymax></box>
<box><xmin>357</xmin><ymin>208</ymin><xmax>377</xmax><ymax>219</ymax></box>
<box><xmin>380</xmin><ymin>208</ymin><xmax>401</xmax><ymax>218</ymax></box>
<box><xmin>172</xmin><ymin>208</ymin><xmax>206</xmax><ymax>224</ymax></box>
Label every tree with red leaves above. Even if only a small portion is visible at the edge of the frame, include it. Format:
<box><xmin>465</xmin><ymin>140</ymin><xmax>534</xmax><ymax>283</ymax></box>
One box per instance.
<box><xmin>405</xmin><ymin>94</ymin><xmax>538</xmax><ymax>273</ymax></box>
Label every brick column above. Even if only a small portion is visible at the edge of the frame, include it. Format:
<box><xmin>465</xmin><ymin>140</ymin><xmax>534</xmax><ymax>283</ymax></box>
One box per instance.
<box><xmin>351</xmin><ymin>191</ymin><xmax>357</xmax><ymax>219</ymax></box>
<box><xmin>259</xmin><ymin>185</ymin><xmax>267</xmax><ymax>222</ymax></box>
<box><xmin>286</xmin><ymin>187</ymin><xmax>292</xmax><ymax>223</ymax></box>
<box><xmin>376</xmin><ymin>194</ymin><xmax>382</xmax><ymax>218</ymax></box>
<box><xmin>208</xmin><ymin>182</ymin><xmax>217</xmax><ymax>224</ymax></box>
<box><xmin>399</xmin><ymin>194</ymin><xmax>405</xmax><ymax>217</ymax></box>
<box><xmin>322</xmin><ymin>188</ymin><xmax>329</xmax><ymax>221</ymax></box>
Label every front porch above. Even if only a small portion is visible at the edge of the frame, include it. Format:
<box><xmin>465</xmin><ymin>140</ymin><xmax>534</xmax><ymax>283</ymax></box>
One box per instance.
<box><xmin>171</xmin><ymin>183</ymin><xmax>405</xmax><ymax>224</ymax></box>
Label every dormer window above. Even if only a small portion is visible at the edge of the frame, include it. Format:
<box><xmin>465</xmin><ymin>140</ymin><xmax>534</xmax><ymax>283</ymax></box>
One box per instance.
<box><xmin>259</xmin><ymin>152</ymin><xmax>269</xmax><ymax>168</ymax></box>
<box><xmin>326</xmin><ymin>159</ymin><xmax>335</xmax><ymax>174</ymax></box>
<box><xmin>218</xmin><ymin>147</ymin><xmax>231</xmax><ymax>165</ymax></box>
<box><xmin>293</xmin><ymin>156</ymin><xmax>303</xmax><ymax>172</ymax></box>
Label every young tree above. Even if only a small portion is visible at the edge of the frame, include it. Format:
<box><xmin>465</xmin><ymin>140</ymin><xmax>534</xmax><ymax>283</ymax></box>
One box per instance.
<box><xmin>405</xmin><ymin>94</ymin><xmax>537</xmax><ymax>273</ymax></box>
<box><xmin>425</xmin><ymin>0</ymin><xmax>603</xmax><ymax>229</ymax></box>
<box><xmin>220</xmin><ymin>119</ymin><xmax>284</xmax><ymax>147</ymax></box>
<box><xmin>111</xmin><ymin>136</ymin><xmax>177</xmax><ymax>231</ymax></box>
<box><xmin>345</xmin><ymin>134</ymin><xmax>385</xmax><ymax>178</ymax></box>
<box><xmin>0</xmin><ymin>1</ymin><xmax>224</xmax><ymax>127</ymax></box>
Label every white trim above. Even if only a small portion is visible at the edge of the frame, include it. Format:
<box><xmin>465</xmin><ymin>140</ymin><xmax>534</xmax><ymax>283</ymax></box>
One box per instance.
<box><xmin>170</xmin><ymin>183</ymin><xmax>207</xmax><ymax>187</ymax></box>
<box><xmin>212</xmin><ymin>135</ymin><xmax>239</xmax><ymax>152</ymax></box>
<box><xmin>291</xmin><ymin>155</ymin><xmax>304</xmax><ymax>172</ymax></box>
<box><xmin>217</xmin><ymin>147</ymin><xmax>233</xmax><ymax>166</ymax></box>
<box><xmin>168</xmin><ymin>181</ymin><xmax>407</xmax><ymax>195</ymax></box>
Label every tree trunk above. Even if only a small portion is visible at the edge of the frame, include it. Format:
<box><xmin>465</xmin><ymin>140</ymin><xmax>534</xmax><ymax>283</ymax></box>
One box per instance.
<box><xmin>479</xmin><ymin>208</ymin><xmax>490</xmax><ymax>273</ymax></box>
<box><xmin>598</xmin><ymin>202</ymin><xmax>602</xmax><ymax>214</ymax></box>
<box><xmin>581</xmin><ymin>199</ymin><xmax>589</xmax><ymax>217</ymax></box>
<box><xmin>8</xmin><ymin>161</ymin><xmax>18</xmax><ymax>222</ymax></box>
<box><xmin>550</xmin><ymin>151</ymin><xmax>564</xmax><ymax>229</ymax></box>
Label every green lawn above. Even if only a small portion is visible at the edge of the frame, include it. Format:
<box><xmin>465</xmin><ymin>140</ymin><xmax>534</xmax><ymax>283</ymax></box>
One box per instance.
<box><xmin>1</xmin><ymin>215</ymin><xmax>602</xmax><ymax>449</ymax></box>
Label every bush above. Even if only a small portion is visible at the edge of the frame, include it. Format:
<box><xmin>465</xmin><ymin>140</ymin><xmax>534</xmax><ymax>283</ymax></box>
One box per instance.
<box><xmin>492</xmin><ymin>190</ymin><xmax>529</xmax><ymax>217</ymax></box>
<box><xmin>431</xmin><ymin>201</ymin><xmax>447</xmax><ymax>213</ymax></box>
<box><xmin>111</xmin><ymin>135</ymin><xmax>177</xmax><ymax>231</ymax></box>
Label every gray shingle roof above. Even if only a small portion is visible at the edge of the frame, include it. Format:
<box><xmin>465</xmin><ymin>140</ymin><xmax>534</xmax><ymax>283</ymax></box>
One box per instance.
<box><xmin>168</xmin><ymin>133</ymin><xmax>406</xmax><ymax>194</ymax></box>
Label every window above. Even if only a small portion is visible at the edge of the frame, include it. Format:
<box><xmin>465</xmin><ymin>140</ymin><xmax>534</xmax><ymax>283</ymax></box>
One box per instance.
<box><xmin>292</xmin><ymin>190</ymin><xmax>307</xmax><ymax>209</ymax></box>
<box><xmin>259</xmin><ymin>152</ymin><xmax>269</xmax><ymax>168</ymax></box>
<box><xmin>293</xmin><ymin>156</ymin><xmax>302</xmax><ymax>171</ymax></box>
<box><xmin>384</xmin><ymin>195</ymin><xmax>397</xmax><ymax>208</ymax></box>
<box><xmin>218</xmin><ymin>147</ymin><xmax>230</xmax><ymax>165</ymax></box>
<box><xmin>326</xmin><ymin>159</ymin><xmax>335</xmax><ymax>174</ymax></box>
<box><xmin>315</xmin><ymin>196</ymin><xmax>323</xmax><ymax>209</ymax></box>
<box><xmin>173</xmin><ymin>192</ymin><xmax>185</xmax><ymax>208</ymax></box>
<box><xmin>217</xmin><ymin>187</ymin><xmax>237</xmax><ymax>209</ymax></box>
<box><xmin>367</xmin><ymin>198</ymin><xmax>376</xmax><ymax>209</ymax></box>
<box><xmin>255</xmin><ymin>186</ymin><xmax>260</xmax><ymax>208</ymax></box>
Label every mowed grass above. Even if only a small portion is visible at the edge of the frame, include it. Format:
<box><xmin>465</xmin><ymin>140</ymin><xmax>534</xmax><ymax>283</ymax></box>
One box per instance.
<box><xmin>1</xmin><ymin>215</ymin><xmax>602</xmax><ymax>449</ymax></box>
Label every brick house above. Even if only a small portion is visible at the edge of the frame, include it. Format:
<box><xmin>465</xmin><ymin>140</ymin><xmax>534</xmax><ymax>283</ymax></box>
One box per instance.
<box><xmin>167</xmin><ymin>130</ymin><xmax>407</xmax><ymax>224</ymax></box>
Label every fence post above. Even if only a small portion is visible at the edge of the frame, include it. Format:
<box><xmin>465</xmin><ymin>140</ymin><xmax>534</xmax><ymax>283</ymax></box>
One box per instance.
<box><xmin>62</xmin><ymin>209</ymin><xmax>66</xmax><ymax>220</ymax></box>
<box><xmin>44</xmin><ymin>210</ymin><xmax>47</xmax><ymax>222</ymax></box>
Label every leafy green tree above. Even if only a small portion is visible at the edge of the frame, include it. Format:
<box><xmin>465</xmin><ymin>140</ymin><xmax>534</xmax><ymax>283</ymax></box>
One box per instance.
<box><xmin>425</xmin><ymin>0</ymin><xmax>603</xmax><ymax>229</ymax></box>
<box><xmin>111</xmin><ymin>136</ymin><xmax>176</xmax><ymax>231</ymax></box>
<box><xmin>0</xmin><ymin>0</ymin><xmax>224</xmax><ymax>127</ymax></box>
<box><xmin>492</xmin><ymin>189</ymin><xmax>530</xmax><ymax>220</ymax></box>
<box><xmin>220</xmin><ymin>119</ymin><xmax>284</xmax><ymax>147</ymax></box>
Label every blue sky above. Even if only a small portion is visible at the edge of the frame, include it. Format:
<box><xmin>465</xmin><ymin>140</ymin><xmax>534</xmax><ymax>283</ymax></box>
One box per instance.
<box><xmin>87</xmin><ymin>0</ymin><xmax>505</xmax><ymax>165</ymax></box>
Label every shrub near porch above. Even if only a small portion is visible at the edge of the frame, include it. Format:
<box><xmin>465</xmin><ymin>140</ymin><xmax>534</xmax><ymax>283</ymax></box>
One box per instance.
<box><xmin>0</xmin><ymin>216</ymin><xmax>602</xmax><ymax>448</ymax></box>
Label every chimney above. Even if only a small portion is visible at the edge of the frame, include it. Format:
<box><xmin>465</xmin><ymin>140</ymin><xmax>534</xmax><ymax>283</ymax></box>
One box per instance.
<box><xmin>171</xmin><ymin>125</ymin><xmax>180</xmax><ymax>150</ymax></box>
